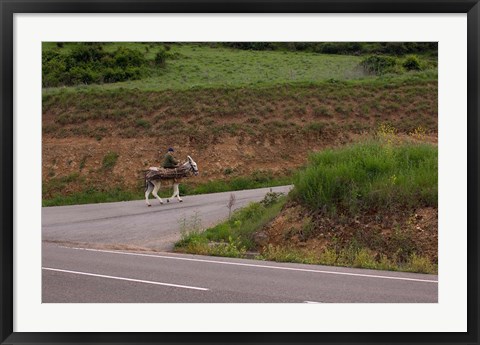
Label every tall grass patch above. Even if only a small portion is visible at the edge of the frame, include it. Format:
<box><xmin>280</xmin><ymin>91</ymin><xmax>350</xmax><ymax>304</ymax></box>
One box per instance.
<box><xmin>292</xmin><ymin>139</ymin><xmax>437</xmax><ymax>215</ymax></box>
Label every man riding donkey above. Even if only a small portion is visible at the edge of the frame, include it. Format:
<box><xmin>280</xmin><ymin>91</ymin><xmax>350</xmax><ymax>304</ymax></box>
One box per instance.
<box><xmin>144</xmin><ymin>147</ymin><xmax>199</xmax><ymax>206</ymax></box>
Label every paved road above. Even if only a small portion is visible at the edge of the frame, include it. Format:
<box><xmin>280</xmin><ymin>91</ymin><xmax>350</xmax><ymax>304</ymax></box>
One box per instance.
<box><xmin>42</xmin><ymin>243</ymin><xmax>438</xmax><ymax>303</ymax></box>
<box><xmin>42</xmin><ymin>186</ymin><xmax>292</xmax><ymax>251</ymax></box>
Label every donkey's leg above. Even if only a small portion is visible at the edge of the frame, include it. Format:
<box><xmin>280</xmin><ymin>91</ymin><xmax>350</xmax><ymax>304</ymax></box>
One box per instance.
<box><xmin>152</xmin><ymin>180</ymin><xmax>164</xmax><ymax>204</ymax></box>
<box><xmin>145</xmin><ymin>180</ymin><xmax>154</xmax><ymax>207</ymax></box>
<box><xmin>167</xmin><ymin>182</ymin><xmax>175</xmax><ymax>202</ymax></box>
<box><xmin>173</xmin><ymin>183</ymin><xmax>182</xmax><ymax>202</ymax></box>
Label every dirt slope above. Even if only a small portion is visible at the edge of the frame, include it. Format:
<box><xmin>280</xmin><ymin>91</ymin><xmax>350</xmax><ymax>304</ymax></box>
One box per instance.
<box><xmin>42</xmin><ymin>81</ymin><xmax>437</xmax><ymax>197</ymax></box>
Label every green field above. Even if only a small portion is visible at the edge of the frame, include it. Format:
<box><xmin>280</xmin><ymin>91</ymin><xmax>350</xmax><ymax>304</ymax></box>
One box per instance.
<box><xmin>43</xmin><ymin>42</ymin><xmax>437</xmax><ymax>93</ymax></box>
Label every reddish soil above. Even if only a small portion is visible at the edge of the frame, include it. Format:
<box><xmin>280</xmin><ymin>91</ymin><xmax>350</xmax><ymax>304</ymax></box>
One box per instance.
<box><xmin>262</xmin><ymin>201</ymin><xmax>438</xmax><ymax>263</ymax></box>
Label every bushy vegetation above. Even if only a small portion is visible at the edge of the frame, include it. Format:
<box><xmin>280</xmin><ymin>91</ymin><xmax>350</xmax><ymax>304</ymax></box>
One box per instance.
<box><xmin>403</xmin><ymin>55</ymin><xmax>422</xmax><ymax>71</ymax></box>
<box><xmin>361</xmin><ymin>55</ymin><xmax>399</xmax><ymax>75</ymax></box>
<box><xmin>42</xmin><ymin>43</ymin><xmax>166</xmax><ymax>87</ymax></box>
<box><xmin>360</xmin><ymin>54</ymin><xmax>428</xmax><ymax>75</ymax></box>
<box><xmin>220</xmin><ymin>42</ymin><xmax>437</xmax><ymax>56</ymax></box>
<box><xmin>174</xmin><ymin>192</ymin><xmax>287</xmax><ymax>256</ymax></box>
<box><xmin>292</xmin><ymin>138</ymin><xmax>438</xmax><ymax>215</ymax></box>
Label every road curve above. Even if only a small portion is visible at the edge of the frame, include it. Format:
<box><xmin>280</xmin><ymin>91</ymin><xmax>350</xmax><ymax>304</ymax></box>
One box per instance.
<box><xmin>42</xmin><ymin>243</ymin><xmax>438</xmax><ymax>303</ymax></box>
<box><xmin>42</xmin><ymin>185</ymin><xmax>292</xmax><ymax>251</ymax></box>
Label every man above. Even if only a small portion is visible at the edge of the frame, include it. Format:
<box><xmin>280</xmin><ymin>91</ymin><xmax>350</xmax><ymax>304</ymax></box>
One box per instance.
<box><xmin>162</xmin><ymin>147</ymin><xmax>179</xmax><ymax>169</ymax></box>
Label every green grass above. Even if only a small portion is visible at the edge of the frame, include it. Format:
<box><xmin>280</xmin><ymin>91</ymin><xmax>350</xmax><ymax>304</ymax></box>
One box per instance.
<box><xmin>174</xmin><ymin>193</ymin><xmax>287</xmax><ymax>256</ymax></box>
<box><xmin>42</xmin><ymin>174</ymin><xmax>293</xmax><ymax>206</ymax></box>
<box><xmin>42</xmin><ymin>187</ymin><xmax>140</xmax><ymax>207</ymax></box>
<box><xmin>292</xmin><ymin>139</ymin><xmax>437</xmax><ymax>215</ymax></box>
<box><xmin>180</xmin><ymin>174</ymin><xmax>292</xmax><ymax>195</ymax></box>
<box><xmin>259</xmin><ymin>245</ymin><xmax>437</xmax><ymax>274</ymax></box>
<box><xmin>43</xmin><ymin>43</ymin><xmax>437</xmax><ymax>93</ymax></box>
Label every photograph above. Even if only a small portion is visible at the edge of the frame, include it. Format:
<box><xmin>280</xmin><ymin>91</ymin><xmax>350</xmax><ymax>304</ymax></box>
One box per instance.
<box><xmin>41</xmin><ymin>41</ymin><xmax>439</xmax><ymax>303</ymax></box>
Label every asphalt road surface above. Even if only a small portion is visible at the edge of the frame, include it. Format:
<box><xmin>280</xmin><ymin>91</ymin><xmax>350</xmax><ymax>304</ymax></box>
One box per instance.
<box><xmin>42</xmin><ymin>185</ymin><xmax>292</xmax><ymax>251</ymax></box>
<box><xmin>42</xmin><ymin>243</ymin><xmax>438</xmax><ymax>303</ymax></box>
<box><xmin>42</xmin><ymin>185</ymin><xmax>438</xmax><ymax>303</ymax></box>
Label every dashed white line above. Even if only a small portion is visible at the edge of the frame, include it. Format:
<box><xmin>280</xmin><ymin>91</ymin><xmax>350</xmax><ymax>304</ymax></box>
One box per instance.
<box><xmin>60</xmin><ymin>247</ymin><xmax>438</xmax><ymax>284</ymax></box>
<box><xmin>42</xmin><ymin>267</ymin><xmax>209</xmax><ymax>291</ymax></box>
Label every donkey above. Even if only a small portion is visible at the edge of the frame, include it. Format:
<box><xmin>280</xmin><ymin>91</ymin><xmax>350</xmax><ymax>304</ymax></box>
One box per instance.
<box><xmin>144</xmin><ymin>155</ymin><xmax>199</xmax><ymax>206</ymax></box>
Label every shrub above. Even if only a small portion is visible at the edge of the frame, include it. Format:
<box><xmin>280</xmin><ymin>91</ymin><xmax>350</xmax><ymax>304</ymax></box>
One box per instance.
<box><xmin>42</xmin><ymin>50</ymin><xmax>68</xmax><ymax>87</ymax></box>
<box><xmin>155</xmin><ymin>48</ymin><xmax>168</xmax><ymax>66</ymax></box>
<box><xmin>260</xmin><ymin>191</ymin><xmax>284</xmax><ymax>207</ymax></box>
<box><xmin>112</xmin><ymin>47</ymin><xmax>146</xmax><ymax>68</ymax></box>
<box><xmin>69</xmin><ymin>66</ymin><xmax>99</xmax><ymax>84</ymax></box>
<box><xmin>360</xmin><ymin>55</ymin><xmax>398</xmax><ymax>75</ymax></box>
<box><xmin>42</xmin><ymin>43</ymin><xmax>159</xmax><ymax>87</ymax></box>
<box><xmin>403</xmin><ymin>55</ymin><xmax>422</xmax><ymax>71</ymax></box>
<box><xmin>378</xmin><ymin>43</ymin><xmax>409</xmax><ymax>55</ymax></box>
<box><xmin>103</xmin><ymin>67</ymin><xmax>127</xmax><ymax>83</ymax></box>
<box><xmin>316</xmin><ymin>42</ymin><xmax>363</xmax><ymax>55</ymax></box>
<box><xmin>70</xmin><ymin>43</ymin><xmax>106</xmax><ymax>63</ymax></box>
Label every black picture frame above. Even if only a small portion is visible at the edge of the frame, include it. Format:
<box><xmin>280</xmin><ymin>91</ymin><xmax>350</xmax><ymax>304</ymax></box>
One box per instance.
<box><xmin>1</xmin><ymin>1</ymin><xmax>479</xmax><ymax>344</ymax></box>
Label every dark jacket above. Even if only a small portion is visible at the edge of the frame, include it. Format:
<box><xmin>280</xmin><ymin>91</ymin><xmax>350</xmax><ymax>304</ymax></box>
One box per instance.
<box><xmin>162</xmin><ymin>153</ymin><xmax>179</xmax><ymax>168</ymax></box>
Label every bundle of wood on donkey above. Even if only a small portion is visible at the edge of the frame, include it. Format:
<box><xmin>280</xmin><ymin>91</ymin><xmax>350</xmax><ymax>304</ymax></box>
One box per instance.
<box><xmin>144</xmin><ymin>155</ymin><xmax>199</xmax><ymax>206</ymax></box>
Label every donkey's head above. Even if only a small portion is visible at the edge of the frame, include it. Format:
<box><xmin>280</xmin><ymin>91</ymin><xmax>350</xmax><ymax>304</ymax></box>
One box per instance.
<box><xmin>187</xmin><ymin>155</ymin><xmax>199</xmax><ymax>176</ymax></box>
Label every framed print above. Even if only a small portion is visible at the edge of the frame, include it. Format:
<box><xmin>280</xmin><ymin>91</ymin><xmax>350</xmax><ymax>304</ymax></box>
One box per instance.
<box><xmin>1</xmin><ymin>0</ymin><xmax>479</xmax><ymax>344</ymax></box>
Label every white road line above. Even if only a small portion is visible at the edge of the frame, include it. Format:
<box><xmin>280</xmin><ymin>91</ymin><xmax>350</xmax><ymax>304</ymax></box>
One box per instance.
<box><xmin>60</xmin><ymin>247</ymin><xmax>438</xmax><ymax>284</ymax></box>
<box><xmin>304</xmin><ymin>301</ymin><xmax>323</xmax><ymax>303</ymax></box>
<box><xmin>42</xmin><ymin>267</ymin><xmax>209</xmax><ymax>291</ymax></box>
